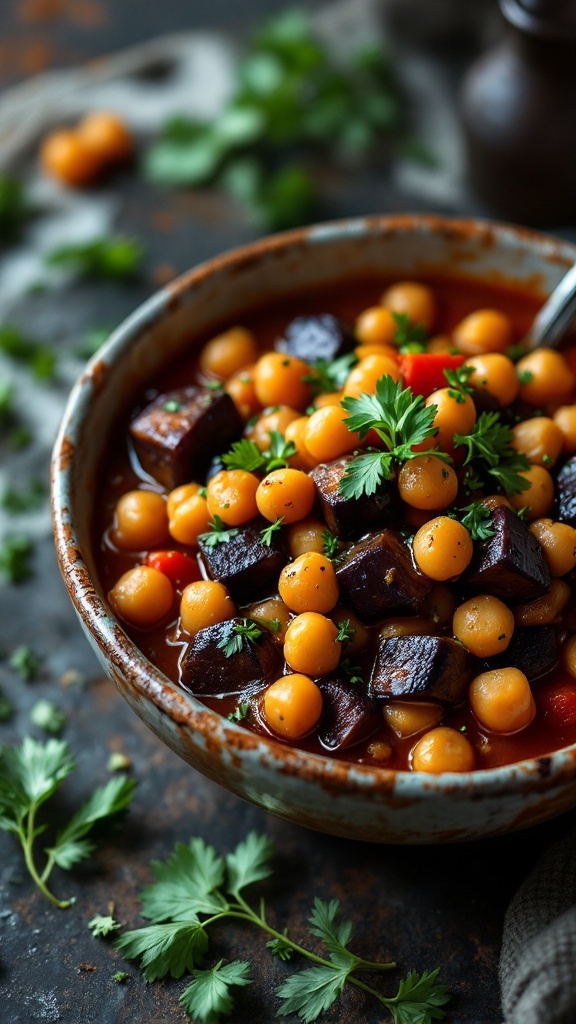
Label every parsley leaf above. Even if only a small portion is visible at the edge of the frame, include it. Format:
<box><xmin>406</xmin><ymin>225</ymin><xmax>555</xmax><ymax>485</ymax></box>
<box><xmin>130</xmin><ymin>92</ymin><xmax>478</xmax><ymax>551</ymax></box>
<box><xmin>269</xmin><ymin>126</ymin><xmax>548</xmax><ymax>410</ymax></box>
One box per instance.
<box><xmin>340</xmin><ymin>376</ymin><xmax>450</xmax><ymax>499</ymax></box>
<box><xmin>267</xmin><ymin>928</ymin><xmax>294</xmax><ymax>961</ymax></box>
<box><xmin>385</xmin><ymin>968</ymin><xmax>451</xmax><ymax>1023</ymax></box>
<box><xmin>0</xmin><ymin>737</ymin><xmax>135</xmax><ymax>908</ymax></box>
<box><xmin>276</xmin><ymin>963</ymin><xmax>349</xmax><ymax>1022</ymax></box>
<box><xmin>444</xmin><ymin>364</ymin><xmax>475</xmax><ymax>402</ymax></box>
<box><xmin>222</xmin><ymin>431</ymin><xmax>296</xmax><ymax>473</ymax></box>
<box><xmin>449</xmin><ymin>502</ymin><xmax>495</xmax><ymax>542</ymax></box>
<box><xmin>45</xmin><ymin>236</ymin><xmax>144</xmax><ymax>281</ymax></box>
<box><xmin>335</xmin><ymin>619</ymin><xmax>355</xmax><ymax>644</ymax></box>
<box><xmin>453</xmin><ymin>411</ymin><xmax>531</xmax><ymax>496</ymax></box>
<box><xmin>30</xmin><ymin>700</ymin><xmax>66</xmax><ymax>735</ymax></box>
<box><xmin>304</xmin><ymin>352</ymin><xmax>358</xmax><ymax>395</ymax></box>
<box><xmin>180</xmin><ymin>959</ymin><xmax>252</xmax><ymax>1022</ymax></box>
<box><xmin>198</xmin><ymin>515</ymin><xmax>240</xmax><ymax>547</ymax></box>
<box><xmin>217</xmin><ymin>619</ymin><xmax>263</xmax><ymax>659</ymax></box>
<box><xmin>322</xmin><ymin>529</ymin><xmax>340</xmax><ymax>560</ymax></box>
<box><xmin>259</xmin><ymin>517</ymin><xmax>284</xmax><ymax>546</ymax></box>
<box><xmin>228</xmin><ymin>702</ymin><xmax>250</xmax><ymax>723</ymax></box>
<box><xmin>226</xmin><ymin>832</ymin><xmax>274</xmax><ymax>895</ymax></box>
<box><xmin>88</xmin><ymin>914</ymin><xmax>121</xmax><ymax>938</ymax></box>
<box><xmin>115</xmin><ymin>921</ymin><xmax>209</xmax><ymax>981</ymax></box>
<box><xmin>8</xmin><ymin>644</ymin><xmax>41</xmax><ymax>682</ymax></box>
<box><xmin>392</xmin><ymin>312</ymin><xmax>427</xmax><ymax>354</ymax></box>
<box><xmin>140</xmin><ymin>837</ymin><xmax>226</xmax><ymax>923</ymax></box>
<box><xmin>0</xmin><ymin>324</ymin><xmax>57</xmax><ymax>381</ymax></box>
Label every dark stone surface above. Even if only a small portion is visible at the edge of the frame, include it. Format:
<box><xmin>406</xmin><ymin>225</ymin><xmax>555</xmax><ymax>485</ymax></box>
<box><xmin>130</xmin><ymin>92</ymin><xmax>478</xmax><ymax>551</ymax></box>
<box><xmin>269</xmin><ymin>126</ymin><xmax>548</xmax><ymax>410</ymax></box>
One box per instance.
<box><xmin>0</xmin><ymin>5</ymin><xmax>575</xmax><ymax>1024</ymax></box>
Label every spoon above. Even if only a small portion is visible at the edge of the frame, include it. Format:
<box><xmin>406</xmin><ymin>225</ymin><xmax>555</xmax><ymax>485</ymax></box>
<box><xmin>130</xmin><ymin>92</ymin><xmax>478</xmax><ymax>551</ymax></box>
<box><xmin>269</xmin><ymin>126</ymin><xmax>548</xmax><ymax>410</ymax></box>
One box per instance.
<box><xmin>523</xmin><ymin>260</ymin><xmax>576</xmax><ymax>350</ymax></box>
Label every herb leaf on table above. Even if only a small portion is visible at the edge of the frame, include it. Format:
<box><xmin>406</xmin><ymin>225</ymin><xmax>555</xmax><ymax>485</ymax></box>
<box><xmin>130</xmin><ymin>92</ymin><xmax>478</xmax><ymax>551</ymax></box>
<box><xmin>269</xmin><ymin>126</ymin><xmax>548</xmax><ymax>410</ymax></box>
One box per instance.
<box><xmin>115</xmin><ymin>831</ymin><xmax>450</xmax><ymax>1023</ymax></box>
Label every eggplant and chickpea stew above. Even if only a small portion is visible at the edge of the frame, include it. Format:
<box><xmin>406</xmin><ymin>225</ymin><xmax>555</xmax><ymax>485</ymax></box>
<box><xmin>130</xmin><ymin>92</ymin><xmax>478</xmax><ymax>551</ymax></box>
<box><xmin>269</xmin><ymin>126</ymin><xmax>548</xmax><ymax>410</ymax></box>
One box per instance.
<box><xmin>98</xmin><ymin>276</ymin><xmax>576</xmax><ymax>773</ymax></box>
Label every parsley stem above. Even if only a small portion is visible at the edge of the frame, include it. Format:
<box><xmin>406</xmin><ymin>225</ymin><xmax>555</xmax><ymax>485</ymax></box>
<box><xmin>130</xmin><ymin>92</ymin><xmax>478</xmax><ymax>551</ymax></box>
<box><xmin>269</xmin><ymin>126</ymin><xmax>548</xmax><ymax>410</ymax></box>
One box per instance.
<box><xmin>21</xmin><ymin>806</ymin><xmax>72</xmax><ymax>909</ymax></box>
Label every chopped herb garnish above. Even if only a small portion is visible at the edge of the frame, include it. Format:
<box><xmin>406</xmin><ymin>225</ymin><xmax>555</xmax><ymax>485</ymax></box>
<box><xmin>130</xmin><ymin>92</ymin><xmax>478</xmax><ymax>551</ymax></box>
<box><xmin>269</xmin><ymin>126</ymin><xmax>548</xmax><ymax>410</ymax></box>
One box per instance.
<box><xmin>303</xmin><ymin>352</ymin><xmax>358</xmax><ymax>395</ymax></box>
<box><xmin>0</xmin><ymin>736</ymin><xmax>136</xmax><ymax>908</ymax></box>
<box><xmin>1</xmin><ymin>478</ymin><xmax>47</xmax><ymax>514</ymax></box>
<box><xmin>112</xmin><ymin>971</ymin><xmax>129</xmax><ymax>983</ymax></box>
<box><xmin>444</xmin><ymin>364</ymin><xmax>475</xmax><ymax>402</ymax></box>
<box><xmin>217</xmin><ymin>619</ymin><xmax>263</xmax><ymax>658</ymax></box>
<box><xmin>392</xmin><ymin>312</ymin><xmax>427</xmax><ymax>353</ymax></box>
<box><xmin>0</xmin><ymin>324</ymin><xmax>57</xmax><ymax>381</ymax></box>
<box><xmin>8</xmin><ymin>644</ymin><xmax>41</xmax><ymax>682</ymax></box>
<box><xmin>198</xmin><ymin>515</ymin><xmax>240</xmax><ymax>547</ymax></box>
<box><xmin>449</xmin><ymin>502</ymin><xmax>495</xmax><ymax>542</ymax></box>
<box><xmin>259</xmin><ymin>517</ymin><xmax>284</xmax><ymax>546</ymax></box>
<box><xmin>517</xmin><ymin>370</ymin><xmax>534</xmax><ymax>385</ymax></box>
<box><xmin>322</xmin><ymin>529</ymin><xmax>340</xmax><ymax>560</ymax></box>
<box><xmin>89</xmin><ymin>914</ymin><xmax>122</xmax><ymax>938</ymax></box>
<box><xmin>198</xmin><ymin>487</ymin><xmax>207</xmax><ymax>500</ymax></box>
<box><xmin>228</xmin><ymin>702</ymin><xmax>251</xmax><ymax>723</ymax></box>
<box><xmin>340</xmin><ymin>658</ymin><xmax>364</xmax><ymax>687</ymax></box>
<box><xmin>453</xmin><ymin>410</ymin><xmax>531</xmax><ymax>496</ymax></box>
<box><xmin>45</xmin><ymin>236</ymin><xmax>144</xmax><ymax>281</ymax></box>
<box><xmin>222</xmin><ymin>430</ymin><xmax>296</xmax><ymax>474</ymax></box>
<box><xmin>339</xmin><ymin>375</ymin><xmax>451</xmax><ymax>499</ymax></box>
<box><xmin>30</xmin><ymin>700</ymin><xmax>66</xmax><ymax>735</ymax></box>
<box><xmin>335</xmin><ymin>619</ymin><xmax>355</xmax><ymax>644</ymax></box>
<box><xmin>0</xmin><ymin>534</ymin><xmax>34</xmax><ymax>583</ymax></box>
<box><xmin>115</xmin><ymin>831</ymin><xmax>451</xmax><ymax>1023</ymax></box>
<box><xmin>507</xmin><ymin>343</ymin><xmax>528</xmax><ymax>363</ymax></box>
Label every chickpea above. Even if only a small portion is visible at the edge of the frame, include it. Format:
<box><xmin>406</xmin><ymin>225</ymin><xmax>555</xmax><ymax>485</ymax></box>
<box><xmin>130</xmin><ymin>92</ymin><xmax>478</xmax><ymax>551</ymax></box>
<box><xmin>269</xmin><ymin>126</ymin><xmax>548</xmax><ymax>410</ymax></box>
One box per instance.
<box><xmin>366</xmin><ymin>740</ymin><xmax>393</xmax><ymax>764</ymax></box>
<box><xmin>180</xmin><ymin>580</ymin><xmax>236</xmax><ymax>636</ymax></box>
<box><xmin>452</xmin><ymin>309</ymin><xmax>512</xmax><ymax>355</ymax></box>
<box><xmin>383</xmin><ymin>701</ymin><xmax>443</xmax><ymax>738</ymax></box>
<box><xmin>343</xmin><ymin>354</ymin><xmax>401</xmax><ymax>398</ymax></box>
<box><xmin>206</xmin><ymin>469</ymin><xmax>259</xmax><ymax>526</ymax></box>
<box><xmin>263</xmin><ymin>673</ymin><xmax>323</xmax><ymax>739</ymax></box>
<box><xmin>285</xmin><ymin>417</ymin><xmax>318</xmax><ymax>471</ymax></box>
<box><xmin>278</xmin><ymin>551</ymin><xmax>339</xmax><ymax>614</ymax></box>
<box><xmin>312</xmin><ymin>390</ymin><xmax>343</xmax><ymax>409</ymax></box>
<box><xmin>508</xmin><ymin>465</ymin><xmax>554</xmax><ymax>519</ymax></box>
<box><xmin>510</xmin><ymin>417</ymin><xmax>563</xmax><ymax>468</ymax></box>
<box><xmin>112</xmin><ymin>489</ymin><xmax>168</xmax><ymax>550</ymax></box>
<box><xmin>304</xmin><ymin>406</ymin><xmax>359</xmax><ymax>463</ymax></box>
<box><xmin>248</xmin><ymin>406</ymin><xmax>300</xmax><ymax>451</ymax></box>
<box><xmin>553</xmin><ymin>405</ymin><xmax>576</xmax><ymax>452</ymax></box>
<box><xmin>480</xmin><ymin>494</ymin><xmax>514</xmax><ymax>513</ymax></box>
<box><xmin>464</xmin><ymin>354</ymin><xmax>520</xmax><ymax>407</ymax></box>
<box><xmin>453</xmin><ymin>595</ymin><xmax>515</xmax><ymax>657</ymax></box>
<box><xmin>379</xmin><ymin>617</ymin><xmax>437</xmax><ymax>639</ymax></box>
<box><xmin>397</xmin><ymin>456</ymin><xmax>458</xmax><ymax>511</ymax></box>
<box><xmin>412</xmin><ymin>517</ymin><xmax>473</xmax><ymax>581</ymax></box>
<box><xmin>426</xmin><ymin>335</ymin><xmax>453</xmax><ymax>354</ymax></box>
<box><xmin>200</xmin><ymin>327</ymin><xmax>258</xmax><ymax>380</ymax></box>
<box><xmin>421</xmin><ymin>584</ymin><xmax>457</xmax><ymax>628</ymax></box>
<box><xmin>168</xmin><ymin>492</ymin><xmax>210</xmax><ymax>546</ymax></box>
<box><xmin>381</xmin><ymin>281</ymin><xmax>437</xmax><ymax>332</ymax></box>
<box><xmin>225</xmin><ymin>365</ymin><xmax>261</xmax><ymax>422</ymax></box>
<box><xmin>411</xmin><ymin>727</ymin><xmax>475</xmax><ymax>773</ymax></box>
<box><xmin>425</xmin><ymin>388</ymin><xmax>476</xmax><ymax>451</ymax></box>
<box><xmin>530</xmin><ymin>519</ymin><xmax>576</xmax><ymax>576</ymax></box>
<box><xmin>562</xmin><ymin>635</ymin><xmax>576</xmax><ymax>679</ymax></box>
<box><xmin>256</xmin><ymin>468</ymin><xmax>316</xmax><ymax>525</ymax></box>
<box><xmin>516</xmin><ymin>349</ymin><xmax>575</xmax><ymax>406</ymax></box>
<box><xmin>514</xmin><ymin>578</ymin><xmax>571</xmax><ymax>626</ymax></box>
<box><xmin>284</xmin><ymin>612</ymin><xmax>342</xmax><ymax>676</ymax></box>
<box><xmin>167</xmin><ymin>482</ymin><xmax>202</xmax><ymax>520</ymax></box>
<box><xmin>253</xmin><ymin>352</ymin><xmax>311</xmax><ymax>411</ymax></box>
<box><xmin>109</xmin><ymin>565</ymin><xmax>173</xmax><ymax>627</ymax></box>
<box><xmin>77</xmin><ymin>111</ymin><xmax>133</xmax><ymax>164</ymax></box>
<box><xmin>40</xmin><ymin>129</ymin><xmax>100</xmax><ymax>186</ymax></box>
<box><xmin>248</xmin><ymin>598</ymin><xmax>291</xmax><ymax>643</ymax></box>
<box><xmin>355</xmin><ymin>306</ymin><xmax>397</xmax><ymax>346</ymax></box>
<box><xmin>469</xmin><ymin>668</ymin><xmax>535</xmax><ymax>734</ymax></box>
<box><xmin>286</xmin><ymin>517</ymin><xmax>327</xmax><ymax>558</ymax></box>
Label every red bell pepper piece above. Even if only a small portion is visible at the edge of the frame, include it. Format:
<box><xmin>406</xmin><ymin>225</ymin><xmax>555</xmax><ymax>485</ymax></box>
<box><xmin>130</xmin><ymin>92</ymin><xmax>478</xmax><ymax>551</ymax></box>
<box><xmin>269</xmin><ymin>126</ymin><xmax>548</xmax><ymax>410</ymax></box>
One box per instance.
<box><xmin>398</xmin><ymin>352</ymin><xmax>464</xmax><ymax>396</ymax></box>
<box><xmin>538</xmin><ymin>682</ymin><xmax>576</xmax><ymax>730</ymax></box>
<box><xmin>145</xmin><ymin>550</ymin><xmax>201</xmax><ymax>589</ymax></box>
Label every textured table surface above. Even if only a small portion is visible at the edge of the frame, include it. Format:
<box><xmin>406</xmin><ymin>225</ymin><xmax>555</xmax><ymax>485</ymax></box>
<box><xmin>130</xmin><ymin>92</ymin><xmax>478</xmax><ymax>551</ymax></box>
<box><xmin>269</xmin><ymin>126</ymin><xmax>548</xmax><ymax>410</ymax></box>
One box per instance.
<box><xmin>1</xmin><ymin>3</ymin><xmax>575</xmax><ymax>1023</ymax></box>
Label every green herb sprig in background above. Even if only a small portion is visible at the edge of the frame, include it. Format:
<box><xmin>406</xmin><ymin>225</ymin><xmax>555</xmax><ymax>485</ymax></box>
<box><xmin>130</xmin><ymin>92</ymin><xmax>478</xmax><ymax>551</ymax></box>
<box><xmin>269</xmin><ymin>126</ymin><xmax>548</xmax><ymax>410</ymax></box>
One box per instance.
<box><xmin>115</xmin><ymin>831</ymin><xmax>450</xmax><ymax>1023</ymax></box>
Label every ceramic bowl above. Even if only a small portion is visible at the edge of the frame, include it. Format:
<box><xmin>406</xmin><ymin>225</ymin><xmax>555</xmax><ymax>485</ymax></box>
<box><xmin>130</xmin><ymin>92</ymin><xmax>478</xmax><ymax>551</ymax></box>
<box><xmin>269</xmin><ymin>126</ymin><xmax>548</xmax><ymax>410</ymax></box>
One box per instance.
<box><xmin>51</xmin><ymin>214</ymin><xmax>576</xmax><ymax>844</ymax></box>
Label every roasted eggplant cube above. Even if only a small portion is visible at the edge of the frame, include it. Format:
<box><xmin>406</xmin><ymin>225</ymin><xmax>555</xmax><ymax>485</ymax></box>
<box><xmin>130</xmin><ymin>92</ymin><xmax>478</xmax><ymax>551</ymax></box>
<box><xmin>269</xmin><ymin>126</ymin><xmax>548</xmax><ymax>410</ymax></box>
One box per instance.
<box><xmin>369</xmin><ymin>635</ymin><xmax>473</xmax><ymax>705</ymax></box>
<box><xmin>311</xmin><ymin>457</ymin><xmax>399</xmax><ymax>541</ymax></box>
<box><xmin>180</xmin><ymin>618</ymin><xmax>281</xmax><ymax>697</ymax></box>
<box><xmin>277</xmin><ymin>314</ymin><xmax>355</xmax><ymax>362</ymax></box>
<box><xmin>480</xmin><ymin>625</ymin><xmax>559</xmax><ymax>681</ymax></box>
<box><xmin>198</xmin><ymin>518</ymin><xmax>286</xmax><ymax>603</ymax></box>
<box><xmin>318</xmin><ymin>676</ymin><xmax>381</xmax><ymax>751</ymax></box>
<box><xmin>336</xmin><ymin>529</ymin><xmax>432</xmax><ymax>622</ymax></box>
<box><xmin>464</xmin><ymin>504</ymin><xmax>551</xmax><ymax>603</ymax></box>
<box><xmin>556</xmin><ymin>456</ymin><xmax>576</xmax><ymax>526</ymax></box>
<box><xmin>129</xmin><ymin>386</ymin><xmax>243</xmax><ymax>490</ymax></box>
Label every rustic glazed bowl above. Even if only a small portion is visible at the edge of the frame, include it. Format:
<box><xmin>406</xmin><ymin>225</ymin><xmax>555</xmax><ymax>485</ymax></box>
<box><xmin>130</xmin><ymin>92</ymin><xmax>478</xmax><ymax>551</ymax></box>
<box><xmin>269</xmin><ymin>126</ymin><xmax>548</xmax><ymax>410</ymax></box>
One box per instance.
<box><xmin>51</xmin><ymin>214</ymin><xmax>576</xmax><ymax>844</ymax></box>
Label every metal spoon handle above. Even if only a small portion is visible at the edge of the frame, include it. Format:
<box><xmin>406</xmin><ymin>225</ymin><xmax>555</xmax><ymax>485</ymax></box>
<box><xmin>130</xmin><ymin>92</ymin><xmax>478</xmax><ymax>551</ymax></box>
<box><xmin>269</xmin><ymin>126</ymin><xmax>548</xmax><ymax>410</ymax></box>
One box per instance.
<box><xmin>524</xmin><ymin>261</ymin><xmax>576</xmax><ymax>350</ymax></box>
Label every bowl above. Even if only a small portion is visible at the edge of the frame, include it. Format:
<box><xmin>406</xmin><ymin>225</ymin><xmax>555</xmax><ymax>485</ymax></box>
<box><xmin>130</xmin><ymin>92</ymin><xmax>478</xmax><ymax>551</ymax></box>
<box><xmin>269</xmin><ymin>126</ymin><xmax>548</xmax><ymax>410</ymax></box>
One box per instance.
<box><xmin>51</xmin><ymin>213</ymin><xmax>576</xmax><ymax>844</ymax></box>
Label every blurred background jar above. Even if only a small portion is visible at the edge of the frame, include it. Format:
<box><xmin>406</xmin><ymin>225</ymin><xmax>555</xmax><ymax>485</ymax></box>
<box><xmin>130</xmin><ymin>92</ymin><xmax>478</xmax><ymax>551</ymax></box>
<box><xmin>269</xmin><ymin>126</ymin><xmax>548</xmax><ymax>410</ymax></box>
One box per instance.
<box><xmin>460</xmin><ymin>0</ymin><xmax>576</xmax><ymax>227</ymax></box>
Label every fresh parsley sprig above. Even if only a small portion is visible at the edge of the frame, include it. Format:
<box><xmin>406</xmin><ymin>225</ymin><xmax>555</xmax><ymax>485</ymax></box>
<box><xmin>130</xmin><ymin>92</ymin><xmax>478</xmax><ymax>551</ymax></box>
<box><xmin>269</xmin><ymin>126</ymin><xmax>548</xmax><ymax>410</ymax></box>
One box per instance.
<box><xmin>339</xmin><ymin>375</ymin><xmax>451</xmax><ymax>499</ymax></box>
<box><xmin>392</xmin><ymin>312</ymin><xmax>427</xmax><ymax>354</ymax></box>
<box><xmin>0</xmin><ymin>737</ymin><xmax>136</xmax><ymax>908</ymax></box>
<box><xmin>222</xmin><ymin>430</ymin><xmax>296</xmax><ymax>474</ymax></box>
<box><xmin>453</xmin><ymin>411</ymin><xmax>531</xmax><ymax>496</ymax></box>
<box><xmin>444</xmin><ymin>364</ymin><xmax>475</xmax><ymax>403</ymax></box>
<box><xmin>259</xmin><ymin>517</ymin><xmax>284</xmax><ymax>546</ymax></box>
<box><xmin>217</xmin><ymin>619</ymin><xmax>263</xmax><ymax>658</ymax></box>
<box><xmin>448</xmin><ymin>502</ymin><xmax>495</xmax><ymax>542</ymax></box>
<box><xmin>198</xmin><ymin>515</ymin><xmax>240</xmax><ymax>547</ymax></box>
<box><xmin>115</xmin><ymin>832</ymin><xmax>450</xmax><ymax>1023</ymax></box>
<box><xmin>303</xmin><ymin>352</ymin><xmax>358</xmax><ymax>395</ymax></box>
<box><xmin>45</xmin><ymin>236</ymin><xmax>144</xmax><ymax>282</ymax></box>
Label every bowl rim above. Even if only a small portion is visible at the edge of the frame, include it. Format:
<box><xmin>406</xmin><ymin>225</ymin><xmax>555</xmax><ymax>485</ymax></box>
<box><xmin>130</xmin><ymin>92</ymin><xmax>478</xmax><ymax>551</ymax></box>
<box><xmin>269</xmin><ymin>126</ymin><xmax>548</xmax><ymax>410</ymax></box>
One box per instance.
<box><xmin>51</xmin><ymin>212</ymin><xmax>576</xmax><ymax>800</ymax></box>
